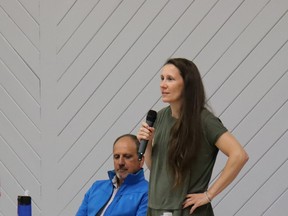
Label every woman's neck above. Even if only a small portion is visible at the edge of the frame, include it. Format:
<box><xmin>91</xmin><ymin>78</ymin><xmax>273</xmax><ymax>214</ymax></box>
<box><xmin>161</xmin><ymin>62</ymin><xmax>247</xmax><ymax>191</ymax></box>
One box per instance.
<box><xmin>170</xmin><ymin>103</ymin><xmax>181</xmax><ymax>119</ymax></box>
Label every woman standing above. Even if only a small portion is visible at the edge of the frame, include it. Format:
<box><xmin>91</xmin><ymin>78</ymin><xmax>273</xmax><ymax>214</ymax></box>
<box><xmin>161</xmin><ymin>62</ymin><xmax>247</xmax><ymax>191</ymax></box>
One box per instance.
<box><xmin>137</xmin><ymin>58</ymin><xmax>249</xmax><ymax>216</ymax></box>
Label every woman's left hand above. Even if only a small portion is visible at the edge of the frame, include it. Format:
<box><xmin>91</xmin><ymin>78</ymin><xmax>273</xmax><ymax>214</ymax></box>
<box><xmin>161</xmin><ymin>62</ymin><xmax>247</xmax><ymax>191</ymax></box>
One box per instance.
<box><xmin>182</xmin><ymin>192</ymin><xmax>210</xmax><ymax>214</ymax></box>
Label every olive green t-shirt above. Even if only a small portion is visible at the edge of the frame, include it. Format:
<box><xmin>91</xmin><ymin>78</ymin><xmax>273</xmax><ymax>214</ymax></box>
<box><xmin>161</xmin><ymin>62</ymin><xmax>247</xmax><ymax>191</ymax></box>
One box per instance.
<box><xmin>148</xmin><ymin>106</ymin><xmax>227</xmax><ymax>215</ymax></box>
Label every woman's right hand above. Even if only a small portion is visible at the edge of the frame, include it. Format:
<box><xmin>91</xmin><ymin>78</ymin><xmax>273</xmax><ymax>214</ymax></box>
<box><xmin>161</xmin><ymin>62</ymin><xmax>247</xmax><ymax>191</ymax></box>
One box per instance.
<box><xmin>137</xmin><ymin>122</ymin><xmax>155</xmax><ymax>169</ymax></box>
<box><xmin>137</xmin><ymin>122</ymin><xmax>155</xmax><ymax>142</ymax></box>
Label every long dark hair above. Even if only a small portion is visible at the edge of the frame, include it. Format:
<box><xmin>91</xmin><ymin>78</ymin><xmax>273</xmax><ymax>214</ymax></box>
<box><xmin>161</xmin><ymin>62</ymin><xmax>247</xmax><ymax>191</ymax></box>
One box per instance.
<box><xmin>166</xmin><ymin>58</ymin><xmax>207</xmax><ymax>187</ymax></box>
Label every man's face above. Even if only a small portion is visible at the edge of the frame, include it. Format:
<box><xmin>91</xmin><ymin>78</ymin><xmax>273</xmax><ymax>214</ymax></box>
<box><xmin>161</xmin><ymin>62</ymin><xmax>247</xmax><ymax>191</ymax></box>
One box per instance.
<box><xmin>113</xmin><ymin>137</ymin><xmax>143</xmax><ymax>185</ymax></box>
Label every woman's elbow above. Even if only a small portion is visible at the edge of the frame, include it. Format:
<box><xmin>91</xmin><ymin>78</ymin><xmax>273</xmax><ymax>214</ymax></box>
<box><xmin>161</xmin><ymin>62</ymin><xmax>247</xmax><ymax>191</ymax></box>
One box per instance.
<box><xmin>239</xmin><ymin>149</ymin><xmax>249</xmax><ymax>166</ymax></box>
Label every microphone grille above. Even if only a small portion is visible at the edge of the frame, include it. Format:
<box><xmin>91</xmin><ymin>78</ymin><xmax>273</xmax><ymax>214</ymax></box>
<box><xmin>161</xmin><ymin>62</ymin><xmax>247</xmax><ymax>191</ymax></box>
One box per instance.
<box><xmin>146</xmin><ymin>110</ymin><xmax>157</xmax><ymax>122</ymax></box>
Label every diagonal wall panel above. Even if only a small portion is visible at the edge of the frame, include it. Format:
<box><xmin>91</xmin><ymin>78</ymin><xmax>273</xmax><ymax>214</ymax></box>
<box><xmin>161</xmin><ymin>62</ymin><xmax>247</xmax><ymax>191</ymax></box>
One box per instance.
<box><xmin>214</xmin><ymin>102</ymin><xmax>288</xmax><ymax>215</ymax></box>
<box><xmin>18</xmin><ymin>0</ymin><xmax>39</xmax><ymax>24</ymax></box>
<box><xmin>0</xmin><ymin>35</ymin><xmax>40</xmax><ymax>103</ymax></box>
<box><xmin>0</xmin><ymin>5</ymin><xmax>39</xmax><ymax>75</ymax></box>
<box><xmin>57</xmin><ymin>0</ymin><xmax>126</xmax><ymax>81</ymax></box>
<box><xmin>0</xmin><ymin>0</ymin><xmax>40</xmax><ymax>49</ymax></box>
<box><xmin>194</xmin><ymin>0</ymin><xmax>271</xmax><ymax>75</ymax></box>
<box><xmin>1</xmin><ymin>0</ymin><xmax>288</xmax><ymax>215</ymax></box>
<box><xmin>236</xmin><ymin>133</ymin><xmax>288</xmax><ymax>215</ymax></box>
<box><xmin>0</xmin><ymin>0</ymin><xmax>40</xmax><ymax>215</ymax></box>
<box><xmin>209</xmin><ymin>10</ymin><xmax>288</xmax><ymax>116</ymax></box>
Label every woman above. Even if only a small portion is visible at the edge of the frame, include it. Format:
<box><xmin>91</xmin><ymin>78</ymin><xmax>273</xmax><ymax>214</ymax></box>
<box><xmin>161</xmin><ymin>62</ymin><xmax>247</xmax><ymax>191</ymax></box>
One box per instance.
<box><xmin>137</xmin><ymin>58</ymin><xmax>249</xmax><ymax>216</ymax></box>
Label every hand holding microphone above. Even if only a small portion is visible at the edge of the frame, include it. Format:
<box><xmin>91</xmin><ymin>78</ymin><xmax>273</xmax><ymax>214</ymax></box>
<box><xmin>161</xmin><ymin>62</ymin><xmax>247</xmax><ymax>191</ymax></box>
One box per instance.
<box><xmin>138</xmin><ymin>110</ymin><xmax>157</xmax><ymax>161</ymax></box>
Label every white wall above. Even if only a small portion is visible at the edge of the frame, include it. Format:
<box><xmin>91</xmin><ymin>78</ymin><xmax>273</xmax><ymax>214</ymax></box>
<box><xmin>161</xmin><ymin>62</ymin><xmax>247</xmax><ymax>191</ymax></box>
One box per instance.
<box><xmin>1</xmin><ymin>0</ymin><xmax>288</xmax><ymax>215</ymax></box>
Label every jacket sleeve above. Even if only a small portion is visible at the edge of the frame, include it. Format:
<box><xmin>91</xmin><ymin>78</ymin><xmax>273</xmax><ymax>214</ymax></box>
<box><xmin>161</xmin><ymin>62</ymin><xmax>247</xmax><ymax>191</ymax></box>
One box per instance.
<box><xmin>136</xmin><ymin>192</ymin><xmax>148</xmax><ymax>216</ymax></box>
<box><xmin>75</xmin><ymin>190</ymin><xmax>90</xmax><ymax>216</ymax></box>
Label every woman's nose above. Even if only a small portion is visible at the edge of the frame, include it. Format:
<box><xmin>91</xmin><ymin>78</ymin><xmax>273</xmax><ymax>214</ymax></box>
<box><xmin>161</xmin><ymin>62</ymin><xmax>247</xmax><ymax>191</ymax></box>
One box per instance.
<box><xmin>160</xmin><ymin>80</ymin><xmax>167</xmax><ymax>88</ymax></box>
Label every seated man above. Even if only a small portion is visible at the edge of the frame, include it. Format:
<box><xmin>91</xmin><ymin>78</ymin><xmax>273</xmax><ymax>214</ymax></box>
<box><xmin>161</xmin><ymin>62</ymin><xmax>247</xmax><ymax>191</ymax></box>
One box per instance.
<box><xmin>76</xmin><ymin>134</ymin><xmax>148</xmax><ymax>216</ymax></box>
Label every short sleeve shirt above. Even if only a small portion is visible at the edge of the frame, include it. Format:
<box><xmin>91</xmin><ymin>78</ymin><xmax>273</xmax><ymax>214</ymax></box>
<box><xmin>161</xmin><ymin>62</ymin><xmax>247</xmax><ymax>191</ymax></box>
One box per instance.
<box><xmin>148</xmin><ymin>106</ymin><xmax>228</xmax><ymax>211</ymax></box>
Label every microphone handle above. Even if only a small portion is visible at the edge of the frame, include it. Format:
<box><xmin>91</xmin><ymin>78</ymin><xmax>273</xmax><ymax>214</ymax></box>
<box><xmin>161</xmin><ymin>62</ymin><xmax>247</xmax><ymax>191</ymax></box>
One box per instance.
<box><xmin>138</xmin><ymin>120</ymin><xmax>154</xmax><ymax>160</ymax></box>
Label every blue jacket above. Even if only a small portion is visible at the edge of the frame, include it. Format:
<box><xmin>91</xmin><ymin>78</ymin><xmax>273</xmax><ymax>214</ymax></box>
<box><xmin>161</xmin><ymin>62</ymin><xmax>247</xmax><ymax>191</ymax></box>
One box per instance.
<box><xmin>76</xmin><ymin>168</ymin><xmax>148</xmax><ymax>216</ymax></box>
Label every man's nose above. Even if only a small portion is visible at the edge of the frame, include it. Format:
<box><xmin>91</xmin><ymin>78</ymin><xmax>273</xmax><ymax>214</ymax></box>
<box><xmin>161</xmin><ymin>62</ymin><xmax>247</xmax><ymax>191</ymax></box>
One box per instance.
<box><xmin>118</xmin><ymin>156</ymin><xmax>125</xmax><ymax>165</ymax></box>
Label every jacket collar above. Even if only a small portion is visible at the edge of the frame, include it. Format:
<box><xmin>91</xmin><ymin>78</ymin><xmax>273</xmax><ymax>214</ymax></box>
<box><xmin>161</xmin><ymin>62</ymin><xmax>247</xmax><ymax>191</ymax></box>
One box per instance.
<box><xmin>107</xmin><ymin>168</ymin><xmax>145</xmax><ymax>186</ymax></box>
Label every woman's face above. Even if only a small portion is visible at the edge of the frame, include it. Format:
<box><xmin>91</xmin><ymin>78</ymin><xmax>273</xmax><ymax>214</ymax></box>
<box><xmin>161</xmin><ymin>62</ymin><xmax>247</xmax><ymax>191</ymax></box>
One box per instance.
<box><xmin>160</xmin><ymin>64</ymin><xmax>184</xmax><ymax>105</ymax></box>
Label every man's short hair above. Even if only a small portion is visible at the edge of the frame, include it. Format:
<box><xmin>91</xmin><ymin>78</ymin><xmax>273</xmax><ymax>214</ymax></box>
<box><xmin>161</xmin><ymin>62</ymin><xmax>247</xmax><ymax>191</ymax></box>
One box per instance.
<box><xmin>113</xmin><ymin>134</ymin><xmax>140</xmax><ymax>152</ymax></box>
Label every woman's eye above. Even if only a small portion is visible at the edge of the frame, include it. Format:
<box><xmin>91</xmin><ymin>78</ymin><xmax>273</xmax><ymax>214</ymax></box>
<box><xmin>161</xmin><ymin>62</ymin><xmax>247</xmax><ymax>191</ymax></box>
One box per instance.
<box><xmin>167</xmin><ymin>76</ymin><xmax>174</xmax><ymax>81</ymax></box>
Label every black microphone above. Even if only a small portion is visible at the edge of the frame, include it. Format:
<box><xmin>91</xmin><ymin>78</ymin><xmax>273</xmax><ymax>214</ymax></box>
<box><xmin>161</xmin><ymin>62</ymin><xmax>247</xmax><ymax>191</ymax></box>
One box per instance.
<box><xmin>138</xmin><ymin>110</ymin><xmax>157</xmax><ymax>161</ymax></box>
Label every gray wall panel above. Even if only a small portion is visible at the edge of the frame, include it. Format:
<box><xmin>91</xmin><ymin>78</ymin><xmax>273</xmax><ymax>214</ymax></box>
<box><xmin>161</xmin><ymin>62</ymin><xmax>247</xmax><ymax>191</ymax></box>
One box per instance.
<box><xmin>214</xmin><ymin>101</ymin><xmax>288</xmax><ymax>215</ymax></box>
<box><xmin>264</xmin><ymin>189</ymin><xmax>288</xmax><ymax>216</ymax></box>
<box><xmin>236</xmin><ymin>134</ymin><xmax>288</xmax><ymax>215</ymax></box>
<box><xmin>1</xmin><ymin>0</ymin><xmax>288</xmax><ymax>215</ymax></box>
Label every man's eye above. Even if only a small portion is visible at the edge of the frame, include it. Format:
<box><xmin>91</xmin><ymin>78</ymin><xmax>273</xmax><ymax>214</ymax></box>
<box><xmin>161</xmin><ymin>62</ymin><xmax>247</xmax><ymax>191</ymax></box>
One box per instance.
<box><xmin>114</xmin><ymin>155</ymin><xmax>119</xmax><ymax>159</ymax></box>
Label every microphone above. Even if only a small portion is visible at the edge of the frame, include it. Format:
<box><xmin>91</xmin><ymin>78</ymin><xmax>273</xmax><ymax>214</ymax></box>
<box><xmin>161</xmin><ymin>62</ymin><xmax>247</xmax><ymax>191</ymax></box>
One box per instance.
<box><xmin>138</xmin><ymin>110</ymin><xmax>157</xmax><ymax>161</ymax></box>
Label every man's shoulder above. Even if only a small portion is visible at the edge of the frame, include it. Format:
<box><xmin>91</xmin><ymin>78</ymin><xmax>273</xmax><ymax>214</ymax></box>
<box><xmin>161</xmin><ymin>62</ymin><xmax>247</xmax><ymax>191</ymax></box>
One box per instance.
<box><xmin>89</xmin><ymin>179</ymin><xmax>111</xmax><ymax>191</ymax></box>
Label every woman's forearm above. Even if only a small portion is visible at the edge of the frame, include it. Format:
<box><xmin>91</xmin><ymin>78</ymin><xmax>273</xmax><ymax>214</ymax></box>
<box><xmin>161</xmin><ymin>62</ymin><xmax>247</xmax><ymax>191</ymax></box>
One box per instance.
<box><xmin>207</xmin><ymin>149</ymin><xmax>249</xmax><ymax>200</ymax></box>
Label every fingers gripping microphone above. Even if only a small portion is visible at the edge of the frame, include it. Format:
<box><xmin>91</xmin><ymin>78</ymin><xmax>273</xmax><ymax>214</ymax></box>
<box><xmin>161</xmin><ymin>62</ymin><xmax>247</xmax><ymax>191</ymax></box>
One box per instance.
<box><xmin>138</xmin><ymin>110</ymin><xmax>157</xmax><ymax>161</ymax></box>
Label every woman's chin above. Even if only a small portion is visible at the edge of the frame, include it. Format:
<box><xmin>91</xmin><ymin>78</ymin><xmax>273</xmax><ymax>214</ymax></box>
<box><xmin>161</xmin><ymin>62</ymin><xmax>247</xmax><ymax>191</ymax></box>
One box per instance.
<box><xmin>161</xmin><ymin>98</ymin><xmax>169</xmax><ymax>103</ymax></box>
